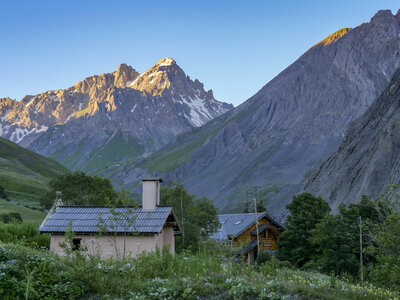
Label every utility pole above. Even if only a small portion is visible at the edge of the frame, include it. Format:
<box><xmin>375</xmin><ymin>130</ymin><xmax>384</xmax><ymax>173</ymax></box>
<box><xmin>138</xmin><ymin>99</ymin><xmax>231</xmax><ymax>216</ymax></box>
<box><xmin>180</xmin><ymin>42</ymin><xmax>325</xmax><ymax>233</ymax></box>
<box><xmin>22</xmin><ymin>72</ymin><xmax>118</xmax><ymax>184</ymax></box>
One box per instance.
<box><xmin>359</xmin><ymin>216</ymin><xmax>363</xmax><ymax>284</ymax></box>
<box><xmin>181</xmin><ymin>189</ymin><xmax>184</xmax><ymax>244</ymax></box>
<box><xmin>253</xmin><ymin>197</ymin><xmax>260</xmax><ymax>255</ymax></box>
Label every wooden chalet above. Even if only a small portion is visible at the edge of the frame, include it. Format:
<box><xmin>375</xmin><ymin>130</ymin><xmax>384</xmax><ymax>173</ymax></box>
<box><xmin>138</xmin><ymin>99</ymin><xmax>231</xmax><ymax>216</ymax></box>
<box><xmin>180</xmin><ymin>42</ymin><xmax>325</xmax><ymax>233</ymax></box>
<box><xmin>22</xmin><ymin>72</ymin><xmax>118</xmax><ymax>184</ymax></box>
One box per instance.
<box><xmin>210</xmin><ymin>212</ymin><xmax>284</xmax><ymax>263</ymax></box>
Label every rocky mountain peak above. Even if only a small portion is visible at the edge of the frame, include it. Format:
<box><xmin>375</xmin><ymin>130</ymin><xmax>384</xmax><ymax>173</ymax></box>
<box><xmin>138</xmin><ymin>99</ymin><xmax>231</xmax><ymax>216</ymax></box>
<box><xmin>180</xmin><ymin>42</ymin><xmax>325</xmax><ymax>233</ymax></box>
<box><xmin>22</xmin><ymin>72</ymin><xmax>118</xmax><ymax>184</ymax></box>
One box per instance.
<box><xmin>155</xmin><ymin>57</ymin><xmax>176</xmax><ymax>67</ymax></box>
<box><xmin>129</xmin><ymin>58</ymin><xmax>191</xmax><ymax>97</ymax></box>
<box><xmin>314</xmin><ymin>28</ymin><xmax>351</xmax><ymax>47</ymax></box>
<box><xmin>113</xmin><ymin>63</ymin><xmax>139</xmax><ymax>88</ymax></box>
<box><xmin>371</xmin><ymin>9</ymin><xmax>396</xmax><ymax>23</ymax></box>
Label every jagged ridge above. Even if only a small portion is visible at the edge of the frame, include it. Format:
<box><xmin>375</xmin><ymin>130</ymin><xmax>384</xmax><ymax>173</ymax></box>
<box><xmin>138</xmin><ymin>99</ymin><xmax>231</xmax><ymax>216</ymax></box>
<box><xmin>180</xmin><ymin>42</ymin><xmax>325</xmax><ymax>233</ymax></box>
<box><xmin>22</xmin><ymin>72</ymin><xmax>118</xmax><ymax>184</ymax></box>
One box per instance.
<box><xmin>0</xmin><ymin>59</ymin><xmax>233</xmax><ymax>171</ymax></box>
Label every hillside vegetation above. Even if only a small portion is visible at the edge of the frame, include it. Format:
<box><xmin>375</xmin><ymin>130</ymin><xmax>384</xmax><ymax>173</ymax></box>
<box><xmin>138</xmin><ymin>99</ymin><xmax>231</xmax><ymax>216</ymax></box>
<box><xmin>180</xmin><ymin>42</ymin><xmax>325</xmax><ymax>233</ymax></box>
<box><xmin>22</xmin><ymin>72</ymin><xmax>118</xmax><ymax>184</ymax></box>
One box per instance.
<box><xmin>0</xmin><ymin>137</ymin><xmax>69</xmax><ymax>222</ymax></box>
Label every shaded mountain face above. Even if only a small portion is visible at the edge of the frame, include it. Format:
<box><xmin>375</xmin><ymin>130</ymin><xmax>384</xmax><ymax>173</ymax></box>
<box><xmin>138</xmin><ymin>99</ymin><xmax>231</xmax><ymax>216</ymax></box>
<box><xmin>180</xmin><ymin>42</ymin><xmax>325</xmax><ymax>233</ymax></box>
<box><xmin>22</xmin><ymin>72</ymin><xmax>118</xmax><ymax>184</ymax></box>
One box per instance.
<box><xmin>107</xmin><ymin>9</ymin><xmax>400</xmax><ymax>214</ymax></box>
<box><xmin>304</xmin><ymin>68</ymin><xmax>400</xmax><ymax>209</ymax></box>
<box><xmin>0</xmin><ymin>58</ymin><xmax>233</xmax><ymax>172</ymax></box>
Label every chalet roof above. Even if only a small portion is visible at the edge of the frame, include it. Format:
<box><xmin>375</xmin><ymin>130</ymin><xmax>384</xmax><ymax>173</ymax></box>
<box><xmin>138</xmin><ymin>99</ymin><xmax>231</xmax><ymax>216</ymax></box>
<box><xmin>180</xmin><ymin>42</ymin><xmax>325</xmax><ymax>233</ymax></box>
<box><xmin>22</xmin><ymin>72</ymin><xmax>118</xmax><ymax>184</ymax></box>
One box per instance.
<box><xmin>250</xmin><ymin>224</ymin><xmax>269</xmax><ymax>236</ymax></box>
<box><xmin>242</xmin><ymin>239</ymin><xmax>259</xmax><ymax>254</ymax></box>
<box><xmin>40</xmin><ymin>206</ymin><xmax>182</xmax><ymax>235</ymax></box>
<box><xmin>210</xmin><ymin>211</ymin><xmax>284</xmax><ymax>241</ymax></box>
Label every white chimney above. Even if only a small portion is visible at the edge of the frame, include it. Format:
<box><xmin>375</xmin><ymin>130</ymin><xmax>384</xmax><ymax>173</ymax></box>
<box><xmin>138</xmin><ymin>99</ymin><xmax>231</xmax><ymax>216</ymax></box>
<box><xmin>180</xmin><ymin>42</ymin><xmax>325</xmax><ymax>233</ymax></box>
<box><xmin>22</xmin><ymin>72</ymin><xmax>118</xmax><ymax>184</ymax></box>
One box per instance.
<box><xmin>142</xmin><ymin>178</ymin><xmax>162</xmax><ymax>210</ymax></box>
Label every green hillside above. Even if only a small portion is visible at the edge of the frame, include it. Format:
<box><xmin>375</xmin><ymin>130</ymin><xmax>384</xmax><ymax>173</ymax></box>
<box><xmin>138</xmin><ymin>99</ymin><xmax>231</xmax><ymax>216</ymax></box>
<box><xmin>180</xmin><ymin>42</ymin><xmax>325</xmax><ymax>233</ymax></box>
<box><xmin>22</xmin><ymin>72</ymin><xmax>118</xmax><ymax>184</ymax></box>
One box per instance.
<box><xmin>81</xmin><ymin>131</ymin><xmax>144</xmax><ymax>174</ymax></box>
<box><xmin>0</xmin><ymin>137</ymin><xmax>69</xmax><ymax>223</ymax></box>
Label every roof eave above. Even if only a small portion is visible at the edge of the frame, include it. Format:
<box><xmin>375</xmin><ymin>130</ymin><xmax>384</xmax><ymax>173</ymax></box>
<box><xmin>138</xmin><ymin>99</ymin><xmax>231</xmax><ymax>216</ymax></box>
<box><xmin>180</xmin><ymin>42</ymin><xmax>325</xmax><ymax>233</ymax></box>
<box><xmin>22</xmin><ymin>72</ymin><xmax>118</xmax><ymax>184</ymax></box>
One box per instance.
<box><xmin>40</xmin><ymin>231</ymin><xmax>160</xmax><ymax>236</ymax></box>
<box><xmin>169</xmin><ymin>208</ymin><xmax>183</xmax><ymax>236</ymax></box>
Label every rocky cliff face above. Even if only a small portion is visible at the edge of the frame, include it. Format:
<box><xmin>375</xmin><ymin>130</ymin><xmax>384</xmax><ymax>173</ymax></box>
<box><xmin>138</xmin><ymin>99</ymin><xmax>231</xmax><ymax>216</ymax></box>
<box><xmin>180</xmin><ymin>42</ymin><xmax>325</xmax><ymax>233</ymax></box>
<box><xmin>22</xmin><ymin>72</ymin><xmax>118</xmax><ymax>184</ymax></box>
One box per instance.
<box><xmin>109</xmin><ymin>10</ymin><xmax>400</xmax><ymax>214</ymax></box>
<box><xmin>0</xmin><ymin>59</ymin><xmax>233</xmax><ymax>171</ymax></box>
<box><xmin>304</xmin><ymin>68</ymin><xmax>400</xmax><ymax>209</ymax></box>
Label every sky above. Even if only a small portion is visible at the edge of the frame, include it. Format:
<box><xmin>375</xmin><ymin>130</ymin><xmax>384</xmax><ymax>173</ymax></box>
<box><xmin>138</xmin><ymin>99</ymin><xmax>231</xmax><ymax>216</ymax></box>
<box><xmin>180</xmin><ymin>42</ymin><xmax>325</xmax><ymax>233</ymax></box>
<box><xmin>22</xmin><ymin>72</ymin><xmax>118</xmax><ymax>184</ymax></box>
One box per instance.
<box><xmin>0</xmin><ymin>1</ymin><xmax>399</xmax><ymax>106</ymax></box>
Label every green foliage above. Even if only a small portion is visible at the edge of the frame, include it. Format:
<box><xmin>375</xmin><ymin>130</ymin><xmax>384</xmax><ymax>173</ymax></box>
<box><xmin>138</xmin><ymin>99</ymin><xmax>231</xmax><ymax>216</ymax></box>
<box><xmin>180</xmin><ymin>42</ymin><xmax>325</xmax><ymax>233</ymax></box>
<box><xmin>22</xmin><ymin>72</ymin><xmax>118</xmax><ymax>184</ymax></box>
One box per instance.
<box><xmin>278</xmin><ymin>193</ymin><xmax>330</xmax><ymax>267</ymax></box>
<box><xmin>0</xmin><ymin>184</ymin><xmax>7</xmax><ymax>199</ymax></box>
<box><xmin>314</xmin><ymin>195</ymin><xmax>382</xmax><ymax>276</ymax></box>
<box><xmin>0</xmin><ymin>212</ymin><xmax>23</xmax><ymax>224</ymax></box>
<box><xmin>255</xmin><ymin>250</ymin><xmax>272</xmax><ymax>266</ymax></box>
<box><xmin>0</xmin><ymin>244</ymin><xmax>84</xmax><ymax>299</ymax></box>
<box><xmin>40</xmin><ymin>171</ymin><xmax>121</xmax><ymax>208</ymax></box>
<box><xmin>277</xmin><ymin>188</ymin><xmax>400</xmax><ymax>292</ymax></box>
<box><xmin>369</xmin><ymin>211</ymin><xmax>400</xmax><ymax>289</ymax></box>
<box><xmin>278</xmin><ymin>193</ymin><xmax>384</xmax><ymax>278</ymax></box>
<box><xmin>307</xmin><ymin>214</ymin><xmax>358</xmax><ymax>276</ymax></box>
<box><xmin>0</xmin><ymin>223</ymin><xmax>50</xmax><ymax>248</ymax></box>
<box><xmin>160</xmin><ymin>183</ymin><xmax>219</xmax><ymax>252</ymax></box>
<box><xmin>367</xmin><ymin>186</ymin><xmax>400</xmax><ymax>290</ymax></box>
<box><xmin>0</xmin><ymin>242</ymin><xmax>397</xmax><ymax>299</ymax></box>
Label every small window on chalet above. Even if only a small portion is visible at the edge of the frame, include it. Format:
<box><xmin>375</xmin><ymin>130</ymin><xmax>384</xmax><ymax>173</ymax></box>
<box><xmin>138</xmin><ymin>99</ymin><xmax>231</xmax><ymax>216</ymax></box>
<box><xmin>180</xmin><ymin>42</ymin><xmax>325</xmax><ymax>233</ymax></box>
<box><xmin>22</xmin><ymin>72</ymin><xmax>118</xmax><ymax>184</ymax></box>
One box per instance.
<box><xmin>234</xmin><ymin>220</ymin><xmax>242</xmax><ymax>225</ymax></box>
<box><xmin>72</xmin><ymin>238</ymin><xmax>82</xmax><ymax>251</ymax></box>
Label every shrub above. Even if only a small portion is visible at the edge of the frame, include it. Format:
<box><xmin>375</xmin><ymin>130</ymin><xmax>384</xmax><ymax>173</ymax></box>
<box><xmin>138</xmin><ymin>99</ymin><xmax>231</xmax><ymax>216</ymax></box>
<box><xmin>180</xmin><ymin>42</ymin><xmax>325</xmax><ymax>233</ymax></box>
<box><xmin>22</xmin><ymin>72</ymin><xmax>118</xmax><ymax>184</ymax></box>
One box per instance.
<box><xmin>0</xmin><ymin>184</ymin><xmax>7</xmax><ymax>199</ymax></box>
<box><xmin>256</xmin><ymin>250</ymin><xmax>272</xmax><ymax>266</ymax></box>
<box><xmin>0</xmin><ymin>223</ymin><xmax>50</xmax><ymax>248</ymax></box>
<box><xmin>0</xmin><ymin>212</ymin><xmax>23</xmax><ymax>224</ymax></box>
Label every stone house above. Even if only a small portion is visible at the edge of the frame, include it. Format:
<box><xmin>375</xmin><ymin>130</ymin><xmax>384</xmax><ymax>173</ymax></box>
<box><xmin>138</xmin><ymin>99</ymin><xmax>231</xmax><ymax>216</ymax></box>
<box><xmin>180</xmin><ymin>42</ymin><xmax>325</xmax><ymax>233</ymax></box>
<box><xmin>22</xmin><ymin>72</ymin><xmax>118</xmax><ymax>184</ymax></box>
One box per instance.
<box><xmin>40</xmin><ymin>179</ymin><xmax>182</xmax><ymax>258</ymax></box>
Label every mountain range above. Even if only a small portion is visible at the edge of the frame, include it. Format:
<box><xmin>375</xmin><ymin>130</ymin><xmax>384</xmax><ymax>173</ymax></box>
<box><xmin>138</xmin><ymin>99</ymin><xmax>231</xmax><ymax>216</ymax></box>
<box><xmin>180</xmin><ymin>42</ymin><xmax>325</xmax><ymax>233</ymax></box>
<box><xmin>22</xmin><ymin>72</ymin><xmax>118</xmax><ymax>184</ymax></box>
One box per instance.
<box><xmin>104</xmin><ymin>9</ymin><xmax>400</xmax><ymax>214</ymax></box>
<box><xmin>0</xmin><ymin>58</ymin><xmax>232</xmax><ymax>172</ymax></box>
<box><xmin>1</xmin><ymin>9</ymin><xmax>400</xmax><ymax>216</ymax></box>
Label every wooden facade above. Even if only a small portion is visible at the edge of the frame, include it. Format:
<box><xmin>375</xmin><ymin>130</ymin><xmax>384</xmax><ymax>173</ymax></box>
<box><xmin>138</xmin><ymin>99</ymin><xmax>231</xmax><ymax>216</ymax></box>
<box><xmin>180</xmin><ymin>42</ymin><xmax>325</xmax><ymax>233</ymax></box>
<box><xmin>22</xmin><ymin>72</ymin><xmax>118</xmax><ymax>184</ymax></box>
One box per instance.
<box><xmin>211</xmin><ymin>212</ymin><xmax>284</xmax><ymax>264</ymax></box>
<box><xmin>233</xmin><ymin>217</ymin><xmax>281</xmax><ymax>251</ymax></box>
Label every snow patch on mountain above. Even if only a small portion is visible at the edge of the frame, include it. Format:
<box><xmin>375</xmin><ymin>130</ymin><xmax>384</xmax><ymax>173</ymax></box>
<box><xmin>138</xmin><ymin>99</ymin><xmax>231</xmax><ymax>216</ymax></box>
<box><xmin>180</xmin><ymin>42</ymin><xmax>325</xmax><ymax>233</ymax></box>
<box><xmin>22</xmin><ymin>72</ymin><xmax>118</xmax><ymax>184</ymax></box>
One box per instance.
<box><xmin>175</xmin><ymin>91</ymin><xmax>230</xmax><ymax>127</ymax></box>
<box><xmin>9</xmin><ymin>125</ymin><xmax>49</xmax><ymax>143</ymax></box>
<box><xmin>178</xmin><ymin>94</ymin><xmax>210</xmax><ymax>126</ymax></box>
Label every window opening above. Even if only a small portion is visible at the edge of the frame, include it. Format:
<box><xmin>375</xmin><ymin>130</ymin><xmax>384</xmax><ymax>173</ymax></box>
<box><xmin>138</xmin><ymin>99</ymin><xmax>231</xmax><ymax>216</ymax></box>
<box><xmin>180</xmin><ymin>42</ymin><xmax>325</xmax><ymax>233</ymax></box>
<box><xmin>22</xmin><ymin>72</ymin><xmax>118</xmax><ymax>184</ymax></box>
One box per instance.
<box><xmin>72</xmin><ymin>238</ymin><xmax>82</xmax><ymax>251</ymax></box>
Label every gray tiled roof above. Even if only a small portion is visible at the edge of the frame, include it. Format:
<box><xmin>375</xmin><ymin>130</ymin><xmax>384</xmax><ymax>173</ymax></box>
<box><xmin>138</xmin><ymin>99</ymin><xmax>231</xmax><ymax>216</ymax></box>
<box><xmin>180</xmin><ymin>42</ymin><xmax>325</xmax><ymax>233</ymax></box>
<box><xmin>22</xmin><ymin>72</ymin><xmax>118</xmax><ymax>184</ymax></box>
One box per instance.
<box><xmin>210</xmin><ymin>211</ymin><xmax>283</xmax><ymax>241</ymax></box>
<box><xmin>40</xmin><ymin>206</ymin><xmax>174</xmax><ymax>234</ymax></box>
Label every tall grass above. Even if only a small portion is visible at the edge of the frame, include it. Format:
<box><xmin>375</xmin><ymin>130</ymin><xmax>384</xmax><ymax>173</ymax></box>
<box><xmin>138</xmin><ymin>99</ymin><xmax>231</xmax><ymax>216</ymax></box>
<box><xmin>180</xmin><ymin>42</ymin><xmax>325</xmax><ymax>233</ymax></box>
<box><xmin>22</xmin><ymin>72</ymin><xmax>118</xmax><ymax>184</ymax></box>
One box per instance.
<box><xmin>0</xmin><ymin>222</ymin><xmax>49</xmax><ymax>248</ymax></box>
<box><xmin>0</xmin><ymin>241</ymin><xmax>398</xmax><ymax>299</ymax></box>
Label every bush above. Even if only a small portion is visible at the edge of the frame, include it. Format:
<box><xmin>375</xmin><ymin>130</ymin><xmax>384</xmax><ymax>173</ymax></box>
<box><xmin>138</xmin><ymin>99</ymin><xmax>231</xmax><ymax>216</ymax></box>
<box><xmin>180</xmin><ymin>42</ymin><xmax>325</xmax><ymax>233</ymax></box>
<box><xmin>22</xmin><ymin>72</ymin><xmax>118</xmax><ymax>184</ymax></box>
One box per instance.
<box><xmin>0</xmin><ymin>184</ymin><xmax>7</xmax><ymax>199</ymax></box>
<box><xmin>0</xmin><ymin>212</ymin><xmax>23</xmax><ymax>224</ymax></box>
<box><xmin>0</xmin><ymin>223</ymin><xmax>50</xmax><ymax>248</ymax></box>
<box><xmin>0</xmin><ymin>244</ymin><xmax>84</xmax><ymax>299</ymax></box>
<box><xmin>256</xmin><ymin>250</ymin><xmax>272</xmax><ymax>266</ymax></box>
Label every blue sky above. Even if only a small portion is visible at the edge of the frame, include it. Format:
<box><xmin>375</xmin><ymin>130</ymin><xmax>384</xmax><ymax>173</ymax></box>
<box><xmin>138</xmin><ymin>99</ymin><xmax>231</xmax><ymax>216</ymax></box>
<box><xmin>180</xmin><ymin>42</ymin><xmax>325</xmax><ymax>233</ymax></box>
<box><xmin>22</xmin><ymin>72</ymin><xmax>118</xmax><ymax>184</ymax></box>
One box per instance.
<box><xmin>0</xmin><ymin>1</ymin><xmax>399</xmax><ymax>106</ymax></box>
